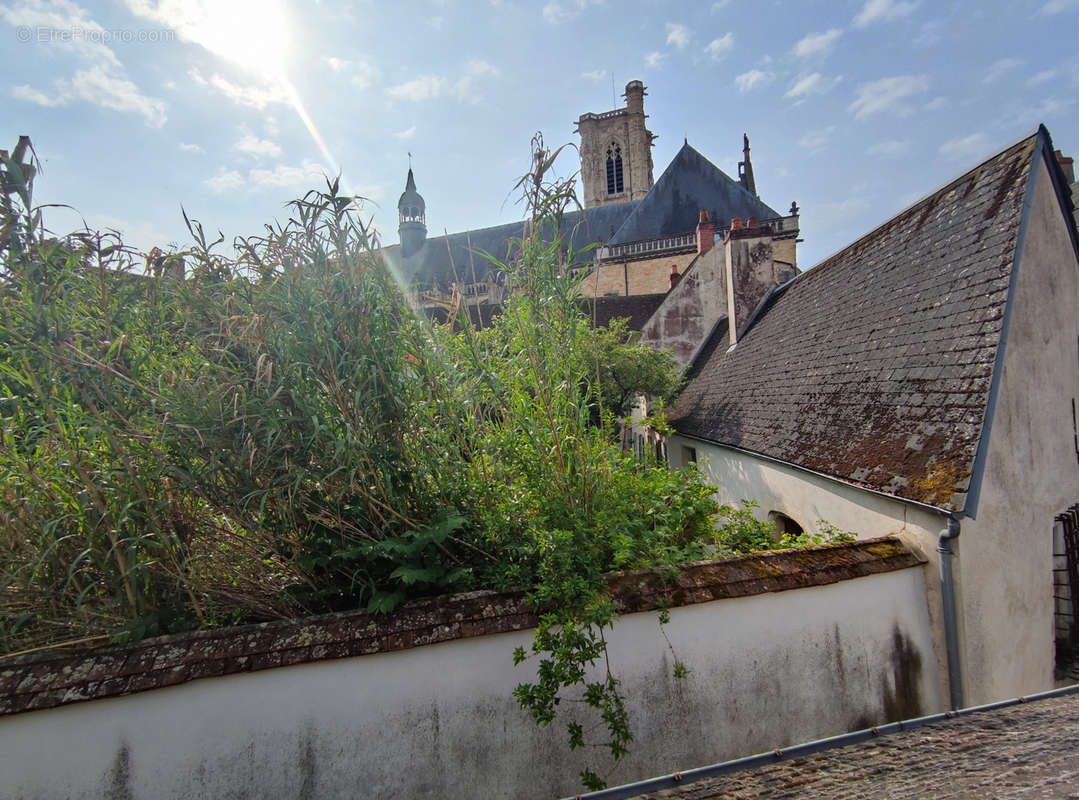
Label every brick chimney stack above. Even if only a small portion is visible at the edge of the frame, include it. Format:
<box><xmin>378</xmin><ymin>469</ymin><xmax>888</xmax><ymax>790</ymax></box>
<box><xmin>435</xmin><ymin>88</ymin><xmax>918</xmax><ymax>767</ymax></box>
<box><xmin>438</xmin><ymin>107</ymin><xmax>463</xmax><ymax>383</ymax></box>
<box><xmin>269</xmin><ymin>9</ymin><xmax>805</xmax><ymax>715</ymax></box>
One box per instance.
<box><xmin>669</xmin><ymin>264</ymin><xmax>681</xmax><ymax>289</ymax></box>
<box><xmin>696</xmin><ymin>209</ymin><xmax>715</xmax><ymax>256</ymax></box>
<box><xmin>1055</xmin><ymin>150</ymin><xmax>1075</xmax><ymax>184</ymax></box>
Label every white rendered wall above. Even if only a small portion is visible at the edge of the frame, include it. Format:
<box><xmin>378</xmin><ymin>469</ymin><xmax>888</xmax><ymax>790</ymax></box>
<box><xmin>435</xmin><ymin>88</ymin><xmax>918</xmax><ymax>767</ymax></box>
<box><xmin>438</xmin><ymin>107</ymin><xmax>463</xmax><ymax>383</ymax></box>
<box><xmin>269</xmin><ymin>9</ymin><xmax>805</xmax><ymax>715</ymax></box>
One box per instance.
<box><xmin>0</xmin><ymin>568</ymin><xmax>938</xmax><ymax>800</ymax></box>
<box><xmin>668</xmin><ymin>434</ymin><xmax>952</xmax><ymax>703</ymax></box>
<box><xmin>956</xmin><ymin>155</ymin><xmax>1079</xmax><ymax>704</ymax></box>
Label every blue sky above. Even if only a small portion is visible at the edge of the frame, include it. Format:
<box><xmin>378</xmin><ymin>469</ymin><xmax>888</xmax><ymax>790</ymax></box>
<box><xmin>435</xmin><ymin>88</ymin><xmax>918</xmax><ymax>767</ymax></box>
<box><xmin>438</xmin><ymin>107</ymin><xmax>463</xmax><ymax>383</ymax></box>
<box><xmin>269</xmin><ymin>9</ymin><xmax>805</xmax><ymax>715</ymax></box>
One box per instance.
<box><xmin>3</xmin><ymin>0</ymin><xmax>1078</xmax><ymax>268</ymax></box>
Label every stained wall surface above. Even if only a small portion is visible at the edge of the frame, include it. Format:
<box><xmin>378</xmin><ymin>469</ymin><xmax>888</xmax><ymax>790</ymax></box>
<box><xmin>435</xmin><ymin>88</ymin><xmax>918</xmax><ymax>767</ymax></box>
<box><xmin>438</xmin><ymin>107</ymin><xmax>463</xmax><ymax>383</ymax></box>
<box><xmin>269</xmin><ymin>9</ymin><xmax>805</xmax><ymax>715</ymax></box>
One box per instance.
<box><xmin>0</xmin><ymin>558</ymin><xmax>937</xmax><ymax>800</ymax></box>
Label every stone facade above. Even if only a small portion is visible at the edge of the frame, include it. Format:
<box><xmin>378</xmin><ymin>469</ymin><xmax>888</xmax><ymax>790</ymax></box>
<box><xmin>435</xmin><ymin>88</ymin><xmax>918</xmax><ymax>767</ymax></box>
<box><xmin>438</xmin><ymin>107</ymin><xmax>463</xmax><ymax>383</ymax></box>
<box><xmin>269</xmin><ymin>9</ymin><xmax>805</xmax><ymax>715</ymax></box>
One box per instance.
<box><xmin>575</xmin><ymin>80</ymin><xmax>655</xmax><ymax>209</ymax></box>
<box><xmin>579</xmin><ymin>252</ymin><xmax>698</xmax><ymax>297</ymax></box>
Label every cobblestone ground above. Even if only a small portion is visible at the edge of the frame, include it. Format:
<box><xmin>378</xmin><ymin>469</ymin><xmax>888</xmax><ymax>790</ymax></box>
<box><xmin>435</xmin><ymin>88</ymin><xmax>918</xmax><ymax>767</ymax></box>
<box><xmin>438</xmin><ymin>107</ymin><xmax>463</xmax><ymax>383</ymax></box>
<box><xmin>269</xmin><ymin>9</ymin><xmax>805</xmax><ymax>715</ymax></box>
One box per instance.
<box><xmin>635</xmin><ymin>692</ymin><xmax>1079</xmax><ymax>799</ymax></box>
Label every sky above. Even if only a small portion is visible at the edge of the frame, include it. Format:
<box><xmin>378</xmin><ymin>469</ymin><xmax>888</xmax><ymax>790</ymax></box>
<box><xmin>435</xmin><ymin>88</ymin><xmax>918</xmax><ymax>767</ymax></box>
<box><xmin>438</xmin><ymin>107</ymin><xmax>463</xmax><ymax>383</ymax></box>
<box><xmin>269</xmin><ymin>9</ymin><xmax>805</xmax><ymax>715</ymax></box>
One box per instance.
<box><xmin>2</xmin><ymin>0</ymin><xmax>1078</xmax><ymax>269</ymax></box>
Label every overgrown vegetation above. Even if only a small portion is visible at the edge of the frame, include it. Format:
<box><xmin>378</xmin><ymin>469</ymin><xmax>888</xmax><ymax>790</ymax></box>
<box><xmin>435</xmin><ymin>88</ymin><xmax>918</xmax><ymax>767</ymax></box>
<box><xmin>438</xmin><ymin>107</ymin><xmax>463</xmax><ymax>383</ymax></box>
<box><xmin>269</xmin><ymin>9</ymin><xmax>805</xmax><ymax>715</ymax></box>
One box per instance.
<box><xmin>1</xmin><ymin>135</ymin><xmax>850</xmax><ymax>788</ymax></box>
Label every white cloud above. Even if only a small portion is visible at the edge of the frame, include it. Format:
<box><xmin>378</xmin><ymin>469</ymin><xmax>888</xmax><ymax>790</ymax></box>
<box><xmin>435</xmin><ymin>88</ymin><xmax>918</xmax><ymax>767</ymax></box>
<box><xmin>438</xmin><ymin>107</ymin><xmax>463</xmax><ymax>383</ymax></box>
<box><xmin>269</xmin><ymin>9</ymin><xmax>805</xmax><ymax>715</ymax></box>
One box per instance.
<box><xmin>924</xmin><ymin>96</ymin><xmax>948</xmax><ymax>111</ymax></box>
<box><xmin>711</xmin><ymin>0</ymin><xmax>731</xmax><ymax>8</ymax></box>
<box><xmin>543</xmin><ymin>0</ymin><xmax>601</xmax><ymax>23</ymax></box>
<box><xmin>983</xmin><ymin>57</ymin><xmax>1023</xmax><ymax>84</ymax></box>
<box><xmin>706</xmin><ymin>33</ymin><xmax>734</xmax><ymax>60</ymax></box>
<box><xmin>666</xmin><ymin>22</ymin><xmax>690</xmax><ymax>49</ymax></box>
<box><xmin>14</xmin><ymin>65</ymin><xmax>167</xmax><ymax>126</ymax></box>
<box><xmin>792</xmin><ymin>29</ymin><xmax>842</xmax><ymax>58</ymax></box>
<box><xmin>939</xmin><ymin>132</ymin><xmax>990</xmax><ymax>162</ymax></box>
<box><xmin>13</xmin><ymin>84</ymin><xmax>64</xmax><ymax>106</ymax></box>
<box><xmin>179</xmin><ymin>142</ymin><xmax>204</xmax><ymax>153</ymax></box>
<box><xmin>205</xmin><ymin>160</ymin><xmax>331</xmax><ymax>194</ymax></box>
<box><xmin>867</xmin><ymin>140</ymin><xmax>909</xmax><ymax>158</ymax></box>
<box><xmin>853</xmin><ymin>0</ymin><xmax>918</xmax><ymax>27</ymax></box>
<box><xmin>324</xmin><ymin>58</ymin><xmax>381</xmax><ymax>90</ymax></box>
<box><xmin>1</xmin><ymin>0</ymin><xmax>120</xmax><ymax>65</ymax></box>
<box><xmin>4</xmin><ymin>1</ymin><xmax>165</xmax><ymax>125</ymax></box>
<box><xmin>735</xmin><ymin>69</ymin><xmax>771</xmax><ymax>92</ymax></box>
<box><xmin>581</xmin><ymin>69</ymin><xmax>607</xmax><ymax>81</ymax></box>
<box><xmin>249</xmin><ymin>160</ymin><xmax>329</xmax><ymax>189</ymax></box>
<box><xmin>393</xmin><ymin>126</ymin><xmax>417</xmax><ymax>141</ymax></box>
<box><xmin>386</xmin><ymin>61</ymin><xmax>498</xmax><ymax>104</ymax></box>
<box><xmin>542</xmin><ymin>2</ymin><xmax>571</xmax><ymax>23</ymax></box>
<box><xmin>798</xmin><ymin>126</ymin><xmax>835</xmax><ymax>150</ymax></box>
<box><xmin>848</xmin><ymin>74</ymin><xmax>928</xmax><ymax>118</ymax></box>
<box><xmin>234</xmin><ymin>130</ymin><xmax>282</xmax><ymax>159</ymax></box>
<box><xmin>1042</xmin><ymin>0</ymin><xmax>1079</xmax><ymax>12</ymax></box>
<box><xmin>645</xmin><ymin>51</ymin><xmax>665</xmax><ymax>68</ymax></box>
<box><xmin>463</xmin><ymin>59</ymin><xmax>499</xmax><ymax>78</ymax></box>
<box><xmin>387</xmin><ymin>75</ymin><xmax>447</xmax><ymax>101</ymax></box>
<box><xmin>784</xmin><ymin>72</ymin><xmax>841</xmax><ymax>100</ymax></box>
<box><xmin>913</xmin><ymin>19</ymin><xmax>943</xmax><ymax>47</ymax></box>
<box><xmin>187</xmin><ymin>68</ymin><xmax>288</xmax><ymax>109</ymax></box>
<box><xmin>1028</xmin><ymin>68</ymin><xmax>1057</xmax><ymax>86</ymax></box>
<box><xmin>205</xmin><ymin>168</ymin><xmax>245</xmax><ymax>194</ymax></box>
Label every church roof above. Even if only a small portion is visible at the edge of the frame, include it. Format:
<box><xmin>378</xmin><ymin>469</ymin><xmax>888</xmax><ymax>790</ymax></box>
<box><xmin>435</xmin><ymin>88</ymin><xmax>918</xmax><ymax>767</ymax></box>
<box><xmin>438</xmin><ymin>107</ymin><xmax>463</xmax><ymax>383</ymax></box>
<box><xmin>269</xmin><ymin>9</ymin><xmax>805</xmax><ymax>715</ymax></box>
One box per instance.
<box><xmin>668</xmin><ymin>129</ymin><xmax>1053</xmax><ymax>511</ymax></box>
<box><xmin>386</xmin><ymin>200</ymin><xmax>637</xmax><ymax>288</ymax></box>
<box><xmin>609</xmin><ymin>142</ymin><xmax>780</xmax><ymax>244</ymax></box>
<box><xmin>388</xmin><ymin>143</ymin><xmax>784</xmax><ymax>289</ymax></box>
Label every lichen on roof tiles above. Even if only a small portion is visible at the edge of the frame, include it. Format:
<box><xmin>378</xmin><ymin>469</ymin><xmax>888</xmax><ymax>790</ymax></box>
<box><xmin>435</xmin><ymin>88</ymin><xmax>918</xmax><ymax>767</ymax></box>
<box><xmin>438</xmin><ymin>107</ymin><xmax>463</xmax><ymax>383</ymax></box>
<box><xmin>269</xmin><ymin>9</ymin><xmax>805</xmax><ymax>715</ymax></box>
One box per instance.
<box><xmin>668</xmin><ymin>133</ymin><xmax>1040</xmax><ymax>511</ymax></box>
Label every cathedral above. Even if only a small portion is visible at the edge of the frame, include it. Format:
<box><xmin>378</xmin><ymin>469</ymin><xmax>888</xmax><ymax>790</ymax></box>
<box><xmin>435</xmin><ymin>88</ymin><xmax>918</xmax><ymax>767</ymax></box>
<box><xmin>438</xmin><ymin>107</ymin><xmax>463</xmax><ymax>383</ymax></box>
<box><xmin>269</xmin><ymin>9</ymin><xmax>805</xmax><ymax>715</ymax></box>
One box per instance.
<box><xmin>384</xmin><ymin>81</ymin><xmax>800</xmax><ymax>314</ymax></box>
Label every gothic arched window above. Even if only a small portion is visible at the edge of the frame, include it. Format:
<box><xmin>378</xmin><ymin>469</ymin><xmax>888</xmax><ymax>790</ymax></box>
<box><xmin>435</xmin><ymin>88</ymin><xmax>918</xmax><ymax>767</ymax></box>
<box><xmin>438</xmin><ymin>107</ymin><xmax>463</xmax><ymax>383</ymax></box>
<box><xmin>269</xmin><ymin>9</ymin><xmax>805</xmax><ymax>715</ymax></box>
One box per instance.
<box><xmin>606</xmin><ymin>142</ymin><xmax>624</xmax><ymax>196</ymax></box>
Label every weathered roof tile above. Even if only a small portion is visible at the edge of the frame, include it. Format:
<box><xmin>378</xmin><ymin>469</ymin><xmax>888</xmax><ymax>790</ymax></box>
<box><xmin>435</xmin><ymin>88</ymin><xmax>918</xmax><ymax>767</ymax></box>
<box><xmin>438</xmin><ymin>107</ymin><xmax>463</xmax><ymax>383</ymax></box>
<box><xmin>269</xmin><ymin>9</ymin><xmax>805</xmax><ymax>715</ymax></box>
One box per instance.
<box><xmin>669</xmin><ymin>132</ymin><xmax>1042</xmax><ymax>510</ymax></box>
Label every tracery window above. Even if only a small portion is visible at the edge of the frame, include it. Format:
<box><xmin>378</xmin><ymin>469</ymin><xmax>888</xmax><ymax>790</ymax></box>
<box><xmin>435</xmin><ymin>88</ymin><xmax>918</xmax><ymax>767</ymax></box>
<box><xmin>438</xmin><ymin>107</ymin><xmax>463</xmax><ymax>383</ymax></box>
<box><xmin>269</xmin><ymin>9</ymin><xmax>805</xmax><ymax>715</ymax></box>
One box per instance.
<box><xmin>606</xmin><ymin>142</ymin><xmax>624</xmax><ymax>195</ymax></box>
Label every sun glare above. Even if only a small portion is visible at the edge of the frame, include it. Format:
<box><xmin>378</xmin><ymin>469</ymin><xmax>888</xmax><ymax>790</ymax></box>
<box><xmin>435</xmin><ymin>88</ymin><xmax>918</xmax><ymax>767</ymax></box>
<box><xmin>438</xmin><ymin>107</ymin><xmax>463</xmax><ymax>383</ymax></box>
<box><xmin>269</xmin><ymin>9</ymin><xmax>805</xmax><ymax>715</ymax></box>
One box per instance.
<box><xmin>181</xmin><ymin>0</ymin><xmax>291</xmax><ymax>77</ymax></box>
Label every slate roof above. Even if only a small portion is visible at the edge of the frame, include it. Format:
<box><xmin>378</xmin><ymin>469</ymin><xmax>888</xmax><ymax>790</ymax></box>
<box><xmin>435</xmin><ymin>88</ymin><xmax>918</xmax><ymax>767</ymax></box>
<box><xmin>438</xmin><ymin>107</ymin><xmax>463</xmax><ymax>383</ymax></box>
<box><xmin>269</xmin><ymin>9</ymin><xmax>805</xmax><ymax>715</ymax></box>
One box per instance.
<box><xmin>388</xmin><ymin>142</ymin><xmax>781</xmax><ymax>290</ymax></box>
<box><xmin>387</xmin><ymin>201</ymin><xmax>637</xmax><ymax>289</ymax></box>
<box><xmin>609</xmin><ymin>143</ymin><xmax>780</xmax><ymax>245</ymax></box>
<box><xmin>668</xmin><ymin>130</ymin><xmax>1047</xmax><ymax>511</ymax></box>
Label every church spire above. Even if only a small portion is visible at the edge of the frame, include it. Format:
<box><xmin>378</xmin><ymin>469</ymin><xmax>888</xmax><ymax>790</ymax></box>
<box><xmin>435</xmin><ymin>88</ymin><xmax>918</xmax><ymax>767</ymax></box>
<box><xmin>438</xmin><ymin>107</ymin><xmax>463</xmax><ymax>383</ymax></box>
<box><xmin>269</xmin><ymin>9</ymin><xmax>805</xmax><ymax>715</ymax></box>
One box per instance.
<box><xmin>738</xmin><ymin>133</ymin><xmax>757</xmax><ymax>197</ymax></box>
<box><xmin>398</xmin><ymin>166</ymin><xmax>427</xmax><ymax>259</ymax></box>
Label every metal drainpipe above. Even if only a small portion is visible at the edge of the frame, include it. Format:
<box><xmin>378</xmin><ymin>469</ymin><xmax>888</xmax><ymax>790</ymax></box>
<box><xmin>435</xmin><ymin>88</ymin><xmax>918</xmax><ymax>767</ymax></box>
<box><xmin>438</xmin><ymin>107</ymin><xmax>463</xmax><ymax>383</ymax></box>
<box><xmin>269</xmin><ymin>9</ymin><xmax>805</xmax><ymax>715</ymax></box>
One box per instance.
<box><xmin>938</xmin><ymin>515</ymin><xmax>964</xmax><ymax>710</ymax></box>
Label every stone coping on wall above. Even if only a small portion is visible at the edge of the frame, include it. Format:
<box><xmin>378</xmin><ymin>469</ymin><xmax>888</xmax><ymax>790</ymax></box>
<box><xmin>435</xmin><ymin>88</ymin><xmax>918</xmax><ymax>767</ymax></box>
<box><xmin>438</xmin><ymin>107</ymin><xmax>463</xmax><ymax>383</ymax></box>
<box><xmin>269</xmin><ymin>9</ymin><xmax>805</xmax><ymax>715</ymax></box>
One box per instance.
<box><xmin>0</xmin><ymin>536</ymin><xmax>923</xmax><ymax>717</ymax></box>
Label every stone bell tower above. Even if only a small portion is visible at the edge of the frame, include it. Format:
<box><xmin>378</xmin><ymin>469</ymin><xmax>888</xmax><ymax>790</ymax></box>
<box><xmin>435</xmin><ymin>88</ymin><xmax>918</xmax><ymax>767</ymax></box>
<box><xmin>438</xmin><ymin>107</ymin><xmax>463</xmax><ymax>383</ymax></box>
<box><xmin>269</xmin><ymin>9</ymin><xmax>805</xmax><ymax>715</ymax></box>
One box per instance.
<box><xmin>574</xmin><ymin>80</ymin><xmax>656</xmax><ymax>209</ymax></box>
<box><xmin>397</xmin><ymin>167</ymin><xmax>427</xmax><ymax>259</ymax></box>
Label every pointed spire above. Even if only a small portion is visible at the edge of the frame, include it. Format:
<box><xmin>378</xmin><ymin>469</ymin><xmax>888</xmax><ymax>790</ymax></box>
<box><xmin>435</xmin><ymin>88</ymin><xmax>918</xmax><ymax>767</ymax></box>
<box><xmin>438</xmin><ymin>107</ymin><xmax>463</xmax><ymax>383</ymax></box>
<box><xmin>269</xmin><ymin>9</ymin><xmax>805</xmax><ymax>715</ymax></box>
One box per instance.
<box><xmin>738</xmin><ymin>132</ymin><xmax>757</xmax><ymax>197</ymax></box>
<box><xmin>398</xmin><ymin>165</ymin><xmax>427</xmax><ymax>258</ymax></box>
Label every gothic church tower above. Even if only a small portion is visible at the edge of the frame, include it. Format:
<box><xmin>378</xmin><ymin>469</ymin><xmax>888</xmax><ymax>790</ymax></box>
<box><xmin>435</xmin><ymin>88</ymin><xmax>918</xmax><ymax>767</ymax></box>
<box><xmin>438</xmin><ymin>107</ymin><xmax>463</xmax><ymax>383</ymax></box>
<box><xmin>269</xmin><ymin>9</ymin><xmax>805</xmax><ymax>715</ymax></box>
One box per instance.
<box><xmin>575</xmin><ymin>80</ymin><xmax>656</xmax><ymax>209</ymax></box>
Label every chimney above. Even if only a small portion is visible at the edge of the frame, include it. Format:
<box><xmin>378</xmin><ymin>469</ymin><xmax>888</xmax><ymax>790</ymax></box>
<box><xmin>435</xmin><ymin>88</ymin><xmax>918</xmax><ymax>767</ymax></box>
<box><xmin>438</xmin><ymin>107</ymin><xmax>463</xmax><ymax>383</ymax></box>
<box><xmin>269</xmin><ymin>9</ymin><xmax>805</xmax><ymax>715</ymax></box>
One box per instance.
<box><xmin>696</xmin><ymin>209</ymin><xmax>715</xmax><ymax>255</ymax></box>
<box><xmin>669</xmin><ymin>264</ymin><xmax>681</xmax><ymax>289</ymax></box>
<box><xmin>1056</xmin><ymin>150</ymin><xmax>1075</xmax><ymax>185</ymax></box>
<box><xmin>724</xmin><ymin>223</ymin><xmax>780</xmax><ymax>349</ymax></box>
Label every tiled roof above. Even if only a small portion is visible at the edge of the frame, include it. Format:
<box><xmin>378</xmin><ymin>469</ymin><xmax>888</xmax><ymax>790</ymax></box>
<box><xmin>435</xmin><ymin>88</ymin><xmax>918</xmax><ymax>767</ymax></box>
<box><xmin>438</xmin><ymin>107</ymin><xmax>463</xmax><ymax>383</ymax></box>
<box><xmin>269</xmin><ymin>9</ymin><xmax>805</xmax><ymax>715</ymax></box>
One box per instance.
<box><xmin>610</xmin><ymin>143</ymin><xmax>780</xmax><ymax>245</ymax></box>
<box><xmin>0</xmin><ymin>538</ymin><xmax>919</xmax><ymax>716</ymax></box>
<box><xmin>669</xmin><ymin>131</ymin><xmax>1045</xmax><ymax>510</ymax></box>
<box><xmin>620</xmin><ymin>689</ymin><xmax>1079</xmax><ymax>799</ymax></box>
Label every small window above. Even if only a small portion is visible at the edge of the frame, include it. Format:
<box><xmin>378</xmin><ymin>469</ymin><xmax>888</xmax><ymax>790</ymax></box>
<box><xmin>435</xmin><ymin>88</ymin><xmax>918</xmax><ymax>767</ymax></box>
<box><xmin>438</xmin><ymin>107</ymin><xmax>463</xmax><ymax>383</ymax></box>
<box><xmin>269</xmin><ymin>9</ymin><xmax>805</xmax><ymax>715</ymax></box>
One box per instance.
<box><xmin>681</xmin><ymin>445</ymin><xmax>697</xmax><ymax>466</ymax></box>
<box><xmin>768</xmin><ymin>511</ymin><xmax>804</xmax><ymax>539</ymax></box>
<box><xmin>606</xmin><ymin>142</ymin><xmax>624</xmax><ymax>196</ymax></box>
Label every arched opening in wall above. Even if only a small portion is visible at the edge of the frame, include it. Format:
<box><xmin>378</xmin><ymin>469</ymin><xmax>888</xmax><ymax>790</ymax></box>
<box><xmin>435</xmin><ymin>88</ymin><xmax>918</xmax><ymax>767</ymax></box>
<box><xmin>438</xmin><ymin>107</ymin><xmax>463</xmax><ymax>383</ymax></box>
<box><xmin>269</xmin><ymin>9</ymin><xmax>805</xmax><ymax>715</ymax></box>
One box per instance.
<box><xmin>606</xmin><ymin>142</ymin><xmax>624</xmax><ymax>196</ymax></box>
<box><xmin>768</xmin><ymin>511</ymin><xmax>804</xmax><ymax>540</ymax></box>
